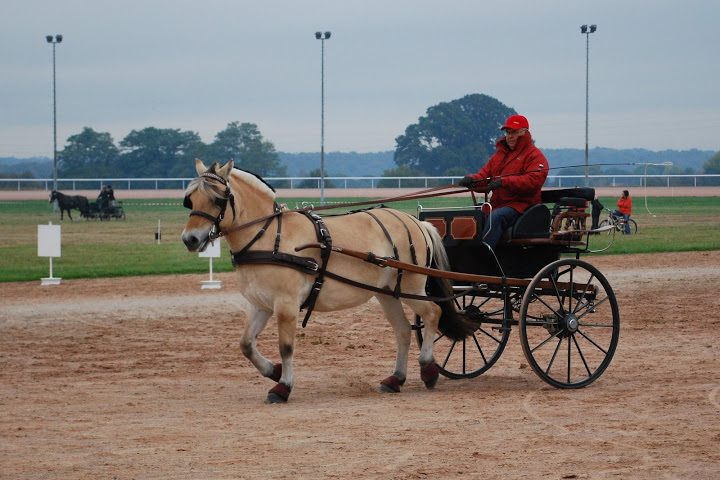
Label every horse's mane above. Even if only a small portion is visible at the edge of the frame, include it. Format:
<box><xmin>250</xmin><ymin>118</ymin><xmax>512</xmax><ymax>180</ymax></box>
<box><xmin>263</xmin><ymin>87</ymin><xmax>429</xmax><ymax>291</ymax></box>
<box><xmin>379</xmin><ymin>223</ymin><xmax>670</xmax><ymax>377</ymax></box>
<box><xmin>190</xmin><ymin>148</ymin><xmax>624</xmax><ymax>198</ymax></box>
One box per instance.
<box><xmin>185</xmin><ymin>163</ymin><xmax>276</xmax><ymax>204</ymax></box>
<box><xmin>233</xmin><ymin>167</ymin><xmax>276</xmax><ymax>193</ymax></box>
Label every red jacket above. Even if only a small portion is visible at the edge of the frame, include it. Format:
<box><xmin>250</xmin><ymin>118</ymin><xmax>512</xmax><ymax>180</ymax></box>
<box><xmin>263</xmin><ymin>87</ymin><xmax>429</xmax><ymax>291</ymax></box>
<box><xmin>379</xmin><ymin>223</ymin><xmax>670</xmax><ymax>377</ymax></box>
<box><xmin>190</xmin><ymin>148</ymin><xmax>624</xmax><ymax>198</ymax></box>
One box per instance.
<box><xmin>468</xmin><ymin>132</ymin><xmax>549</xmax><ymax>214</ymax></box>
<box><xmin>617</xmin><ymin>196</ymin><xmax>632</xmax><ymax>215</ymax></box>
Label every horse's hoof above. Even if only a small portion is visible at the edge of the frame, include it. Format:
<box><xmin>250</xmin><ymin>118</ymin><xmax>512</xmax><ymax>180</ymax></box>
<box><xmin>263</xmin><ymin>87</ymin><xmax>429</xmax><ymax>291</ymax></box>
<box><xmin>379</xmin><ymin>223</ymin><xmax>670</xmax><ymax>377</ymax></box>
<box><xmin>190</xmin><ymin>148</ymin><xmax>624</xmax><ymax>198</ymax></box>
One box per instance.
<box><xmin>264</xmin><ymin>392</ymin><xmax>287</xmax><ymax>404</ymax></box>
<box><xmin>265</xmin><ymin>382</ymin><xmax>291</xmax><ymax>404</ymax></box>
<box><xmin>379</xmin><ymin>375</ymin><xmax>403</xmax><ymax>393</ymax></box>
<box><xmin>421</xmin><ymin>363</ymin><xmax>440</xmax><ymax>389</ymax></box>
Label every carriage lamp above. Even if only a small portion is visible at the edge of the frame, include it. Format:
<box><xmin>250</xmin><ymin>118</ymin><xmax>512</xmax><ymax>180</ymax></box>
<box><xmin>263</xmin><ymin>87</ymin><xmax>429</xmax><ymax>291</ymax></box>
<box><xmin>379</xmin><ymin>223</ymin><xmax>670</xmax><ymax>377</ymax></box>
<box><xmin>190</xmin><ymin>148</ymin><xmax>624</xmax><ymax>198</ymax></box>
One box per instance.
<box><xmin>46</xmin><ymin>34</ymin><xmax>63</xmax><ymax>198</ymax></box>
<box><xmin>315</xmin><ymin>31</ymin><xmax>331</xmax><ymax>205</ymax></box>
<box><xmin>580</xmin><ymin>24</ymin><xmax>597</xmax><ymax>187</ymax></box>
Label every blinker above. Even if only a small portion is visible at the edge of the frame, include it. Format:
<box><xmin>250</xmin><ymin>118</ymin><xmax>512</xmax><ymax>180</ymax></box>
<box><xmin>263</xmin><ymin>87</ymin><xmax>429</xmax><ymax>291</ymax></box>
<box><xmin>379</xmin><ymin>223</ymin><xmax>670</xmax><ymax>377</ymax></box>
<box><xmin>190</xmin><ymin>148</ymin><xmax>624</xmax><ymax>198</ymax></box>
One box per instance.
<box><xmin>183</xmin><ymin>195</ymin><xmax>192</xmax><ymax>209</ymax></box>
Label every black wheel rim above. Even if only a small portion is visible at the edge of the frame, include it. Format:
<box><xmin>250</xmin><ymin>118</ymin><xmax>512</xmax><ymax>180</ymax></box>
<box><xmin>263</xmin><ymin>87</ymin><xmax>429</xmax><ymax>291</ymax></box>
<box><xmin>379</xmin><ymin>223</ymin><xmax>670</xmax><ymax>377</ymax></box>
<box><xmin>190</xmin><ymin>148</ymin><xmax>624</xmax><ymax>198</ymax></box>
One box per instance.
<box><xmin>519</xmin><ymin>259</ymin><xmax>620</xmax><ymax>388</ymax></box>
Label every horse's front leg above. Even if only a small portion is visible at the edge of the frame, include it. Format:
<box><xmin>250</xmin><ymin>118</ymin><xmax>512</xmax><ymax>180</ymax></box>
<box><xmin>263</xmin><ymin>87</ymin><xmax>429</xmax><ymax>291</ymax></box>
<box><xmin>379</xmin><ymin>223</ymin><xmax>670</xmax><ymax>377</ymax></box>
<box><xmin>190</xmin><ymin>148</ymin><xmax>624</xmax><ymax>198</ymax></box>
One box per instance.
<box><xmin>239</xmin><ymin>307</ymin><xmax>280</xmax><ymax>382</ymax></box>
<box><xmin>376</xmin><ymin>297</ymin><xmax>411</xmax><ymax>393</ymax></box>
<box><xmin>265</xmin><ymin>302</ymin><xmax>298</xmax><ymax>404</ymax></box>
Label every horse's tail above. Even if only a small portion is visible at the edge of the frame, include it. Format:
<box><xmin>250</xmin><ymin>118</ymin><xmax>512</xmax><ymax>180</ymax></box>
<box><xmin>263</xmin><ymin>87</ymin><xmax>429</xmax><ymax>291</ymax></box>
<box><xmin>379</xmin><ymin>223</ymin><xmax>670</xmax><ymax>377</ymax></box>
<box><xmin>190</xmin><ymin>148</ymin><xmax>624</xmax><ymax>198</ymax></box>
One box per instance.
<box><xmin>424</xmin><ymin>223</ymin><xmax>476</xmax><ymax>341</ymax></box>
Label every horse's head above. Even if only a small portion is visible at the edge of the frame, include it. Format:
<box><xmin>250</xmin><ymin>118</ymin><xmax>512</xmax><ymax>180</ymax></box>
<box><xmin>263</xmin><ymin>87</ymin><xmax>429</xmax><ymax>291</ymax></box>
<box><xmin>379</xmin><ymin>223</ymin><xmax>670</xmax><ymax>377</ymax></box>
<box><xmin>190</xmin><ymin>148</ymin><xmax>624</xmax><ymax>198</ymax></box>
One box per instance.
<box><xmin>181</xmin><ymin>159</ymin><xmax>236</xmax><ymax>252</ymax></box>
<box><xmin>49</xmin><ymin>190</ymin><xmax>57</xmax><ymax>203</ymax></box>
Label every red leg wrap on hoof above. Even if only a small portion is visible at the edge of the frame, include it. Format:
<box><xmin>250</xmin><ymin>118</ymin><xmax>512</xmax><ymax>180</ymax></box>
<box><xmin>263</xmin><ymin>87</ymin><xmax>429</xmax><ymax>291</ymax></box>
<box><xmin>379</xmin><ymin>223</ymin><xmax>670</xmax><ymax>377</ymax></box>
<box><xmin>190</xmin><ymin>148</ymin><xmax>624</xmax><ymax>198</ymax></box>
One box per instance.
<box><xmin>421</xmin><ymin>363</ymin><xmax>440</xmax><ymax>389</ymax></box>
<box><xmin>265</xmin><ymin>383</ymin><xmax>291</xmax><ymax>404</ymax></box>
<box><xmin>379</xmin><ymin>375</ymin><xmax>403</xmax><ymax>393</ymax></box>
<box><xmin>270</xmin><ymin>363</ymin><xmax>282</xmax><ymax>382</ymax></box>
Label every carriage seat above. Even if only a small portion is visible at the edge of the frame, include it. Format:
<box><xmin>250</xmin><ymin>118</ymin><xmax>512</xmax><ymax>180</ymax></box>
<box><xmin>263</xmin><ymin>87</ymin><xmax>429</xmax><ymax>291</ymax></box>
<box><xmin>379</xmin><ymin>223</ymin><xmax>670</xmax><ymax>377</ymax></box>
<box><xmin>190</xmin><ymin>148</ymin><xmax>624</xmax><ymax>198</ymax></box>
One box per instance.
<box><xmin>502</xmin><ymin>187</ymin><xmax>596</xmax><ymax>243</ymax></box>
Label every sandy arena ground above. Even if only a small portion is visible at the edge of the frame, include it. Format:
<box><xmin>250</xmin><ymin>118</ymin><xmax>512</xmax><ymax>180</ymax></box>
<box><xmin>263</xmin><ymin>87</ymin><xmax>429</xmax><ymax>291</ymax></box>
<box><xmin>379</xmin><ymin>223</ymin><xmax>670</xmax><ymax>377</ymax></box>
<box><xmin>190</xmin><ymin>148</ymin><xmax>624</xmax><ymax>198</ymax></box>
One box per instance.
<box><xmin>1</xmin><ymin>250</ymin><xmax>719</xmax><ymax>479</ymax></box>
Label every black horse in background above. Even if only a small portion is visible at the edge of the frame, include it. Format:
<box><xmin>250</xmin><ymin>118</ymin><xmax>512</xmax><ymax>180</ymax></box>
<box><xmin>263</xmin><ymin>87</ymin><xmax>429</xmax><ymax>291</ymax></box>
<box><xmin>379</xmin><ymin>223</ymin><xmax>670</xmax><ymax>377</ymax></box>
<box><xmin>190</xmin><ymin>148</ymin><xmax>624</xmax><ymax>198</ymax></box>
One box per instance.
<box><xmin>49</xmin><ymin>190</ymin><xmax>90</xmax><ymax>221</ymax></box>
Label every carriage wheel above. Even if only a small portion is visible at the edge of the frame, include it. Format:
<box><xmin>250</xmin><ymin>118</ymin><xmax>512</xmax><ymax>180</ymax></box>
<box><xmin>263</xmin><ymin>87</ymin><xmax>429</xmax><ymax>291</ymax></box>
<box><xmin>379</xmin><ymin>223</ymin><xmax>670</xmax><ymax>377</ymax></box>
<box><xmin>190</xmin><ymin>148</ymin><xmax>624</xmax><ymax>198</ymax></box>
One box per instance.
<box><xmin>414</xmin><ymin>287</ymin><xmax>512</xmax><ymax>379</ymax></box>
<box><xmin>519</xmin><ymin>258</ymin><xmax>619</xmax><ymax>389</ymax></box>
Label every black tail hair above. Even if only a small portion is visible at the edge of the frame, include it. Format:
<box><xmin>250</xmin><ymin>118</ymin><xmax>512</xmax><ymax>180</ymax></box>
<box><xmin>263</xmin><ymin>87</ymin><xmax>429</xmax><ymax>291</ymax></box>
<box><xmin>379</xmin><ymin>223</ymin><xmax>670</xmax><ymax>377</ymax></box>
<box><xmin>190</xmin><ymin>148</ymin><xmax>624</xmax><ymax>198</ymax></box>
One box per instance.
<box><xmin>425</xmin><ymin>226</ymin><xmax>476</xmax><ymax>341</ymax></box>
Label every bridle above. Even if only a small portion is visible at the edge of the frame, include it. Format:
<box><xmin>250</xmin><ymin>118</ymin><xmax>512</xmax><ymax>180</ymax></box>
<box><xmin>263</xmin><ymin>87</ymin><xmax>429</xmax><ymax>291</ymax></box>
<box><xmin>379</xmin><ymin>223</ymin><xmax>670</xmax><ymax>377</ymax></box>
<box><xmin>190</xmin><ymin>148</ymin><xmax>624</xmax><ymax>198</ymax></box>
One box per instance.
<box><xmin>183</xmin><ymin>172</ymin><xmax>237</xmax><ymax>238</ymax></box>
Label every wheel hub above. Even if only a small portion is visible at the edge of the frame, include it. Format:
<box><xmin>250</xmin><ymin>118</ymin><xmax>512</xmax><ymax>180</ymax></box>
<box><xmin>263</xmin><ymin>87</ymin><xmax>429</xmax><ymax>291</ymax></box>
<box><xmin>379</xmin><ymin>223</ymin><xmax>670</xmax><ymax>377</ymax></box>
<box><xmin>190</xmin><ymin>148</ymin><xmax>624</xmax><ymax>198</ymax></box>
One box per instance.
<box><xmin>564</xmin><ymin>313</ymin><xmax>579</xmax><ymax>333</ymax></box>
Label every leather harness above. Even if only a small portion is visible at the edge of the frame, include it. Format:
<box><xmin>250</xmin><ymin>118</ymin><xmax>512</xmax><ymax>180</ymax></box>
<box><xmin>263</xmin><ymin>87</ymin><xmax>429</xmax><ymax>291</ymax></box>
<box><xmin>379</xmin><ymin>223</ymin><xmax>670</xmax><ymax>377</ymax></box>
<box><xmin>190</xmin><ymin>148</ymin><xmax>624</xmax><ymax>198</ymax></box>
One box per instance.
<box><xmin>186</xmin><ymin>175</ymin><xmax>464</xmax><ymax>327</ymax></box>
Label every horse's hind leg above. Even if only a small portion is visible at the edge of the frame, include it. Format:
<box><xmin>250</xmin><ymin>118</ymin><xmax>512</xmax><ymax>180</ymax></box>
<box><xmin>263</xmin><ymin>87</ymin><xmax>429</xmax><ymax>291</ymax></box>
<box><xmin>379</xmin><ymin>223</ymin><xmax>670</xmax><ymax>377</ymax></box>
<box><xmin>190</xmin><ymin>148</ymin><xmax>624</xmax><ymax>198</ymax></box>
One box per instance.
<box><xmin>376</xmin><ymin>296</ymin><xmax>411</xmax><ymax>393</ymax></box>
<box><xmin>405</xmin><ymin>299</ymin><xmax>442</xmax><ymax>389</ymax></box>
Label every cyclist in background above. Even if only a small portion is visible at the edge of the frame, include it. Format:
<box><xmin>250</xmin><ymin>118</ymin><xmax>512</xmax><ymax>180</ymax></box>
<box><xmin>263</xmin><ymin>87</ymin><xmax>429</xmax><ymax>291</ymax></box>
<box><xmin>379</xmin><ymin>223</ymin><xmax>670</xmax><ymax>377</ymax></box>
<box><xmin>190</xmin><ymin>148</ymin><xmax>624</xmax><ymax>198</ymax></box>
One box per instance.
<box><xmin>613</xmin><ymin>190</ymin><xmax>632</xmax><ymax>234</ymax></box>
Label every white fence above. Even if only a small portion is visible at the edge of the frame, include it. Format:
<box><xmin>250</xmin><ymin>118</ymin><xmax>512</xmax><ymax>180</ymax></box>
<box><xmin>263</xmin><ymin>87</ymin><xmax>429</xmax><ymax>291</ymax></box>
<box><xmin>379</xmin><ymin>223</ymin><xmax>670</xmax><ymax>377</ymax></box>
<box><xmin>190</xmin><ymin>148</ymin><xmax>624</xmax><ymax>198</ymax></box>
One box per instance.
<box><xmin>1</xmin><ymin>174</ymin><xmax>719</xmax><ymax>191</ymax></box>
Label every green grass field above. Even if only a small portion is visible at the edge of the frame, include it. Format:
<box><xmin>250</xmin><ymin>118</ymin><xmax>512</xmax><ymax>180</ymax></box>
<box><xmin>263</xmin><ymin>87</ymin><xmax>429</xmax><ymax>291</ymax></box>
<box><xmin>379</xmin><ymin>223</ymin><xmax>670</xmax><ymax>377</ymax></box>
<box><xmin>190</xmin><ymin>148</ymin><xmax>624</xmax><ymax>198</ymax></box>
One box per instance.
<box><xmin>1</xmin><ymin>196</ymin><xmax>718</xmax><ymax>282</ymax></box>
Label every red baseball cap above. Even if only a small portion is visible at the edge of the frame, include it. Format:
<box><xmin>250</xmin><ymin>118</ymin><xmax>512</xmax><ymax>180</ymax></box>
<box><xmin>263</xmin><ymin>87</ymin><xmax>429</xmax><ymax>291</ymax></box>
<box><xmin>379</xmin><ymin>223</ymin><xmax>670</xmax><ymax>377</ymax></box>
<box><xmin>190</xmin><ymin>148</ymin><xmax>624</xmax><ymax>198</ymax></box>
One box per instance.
<box><xmin>500</xmin><ymin>114</ymin><xmax>529</xmax><ymax>130</ymax></box>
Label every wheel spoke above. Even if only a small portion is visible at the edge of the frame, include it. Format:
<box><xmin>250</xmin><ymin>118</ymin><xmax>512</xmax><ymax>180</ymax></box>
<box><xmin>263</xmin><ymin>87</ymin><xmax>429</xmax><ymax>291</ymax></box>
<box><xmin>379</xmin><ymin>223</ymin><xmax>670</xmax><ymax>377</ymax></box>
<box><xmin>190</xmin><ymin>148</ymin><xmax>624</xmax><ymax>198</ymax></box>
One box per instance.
<box><xmin>472</xmin><ymin>333</ymin><xmax>489</xmax><ymax>365</ymax></box>
<box><xmin>572</xmin><ymin>333</ymin><xmax>593</xmax><ymax>377</ymax></box>
<box><xmin>576</xmin><ymin>328</ymin><xmax>610</xmax><ymax>355</ymax></box>
<box><xmin>567</xmin><ymin>333</ymin><xmax>572</xmax><ymax>383</ymax></box>
<box><xmin>530</xmin><ymin>328</ymin><xmax>563</xmax><ymax>355</ymax></box>
<box><xmin>441</xmin><ymin>340</ymin><xmax>457</xmax><ymax>370</ymax></box>
<box><xmin>545</xmin><ymin>335</ymin><xmax>563</xmax><ymax>374</ymax></box>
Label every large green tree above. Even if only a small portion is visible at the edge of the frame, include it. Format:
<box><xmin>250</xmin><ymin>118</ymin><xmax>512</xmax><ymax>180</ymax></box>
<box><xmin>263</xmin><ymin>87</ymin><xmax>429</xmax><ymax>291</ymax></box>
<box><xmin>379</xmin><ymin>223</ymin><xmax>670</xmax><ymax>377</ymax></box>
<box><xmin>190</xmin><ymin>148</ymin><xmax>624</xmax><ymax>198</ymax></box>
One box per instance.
<box><xmin>394</xmin><ymin>94</ymin><xmax>516</xmax><ymax>175</ymax></box>
<box><xmin>206</xmin><ymin>122</ymin><xmax>286</xmax><ymax>177</ymax></box>
<box><xmin>119</xmin><ymin>127</ymin><xmax>205</xmax><ymax>177</ymax></box>
<box><xmin>58</xmin><ymin>127</ymin><xmax>121</xmax><ymax>177</ymax></box>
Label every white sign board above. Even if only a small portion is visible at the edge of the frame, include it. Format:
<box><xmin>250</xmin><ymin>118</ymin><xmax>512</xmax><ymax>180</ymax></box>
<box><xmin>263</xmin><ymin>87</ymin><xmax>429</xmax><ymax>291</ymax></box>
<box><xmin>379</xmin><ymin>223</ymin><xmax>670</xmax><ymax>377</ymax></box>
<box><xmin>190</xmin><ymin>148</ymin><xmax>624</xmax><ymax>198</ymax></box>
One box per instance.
<box><xmin>38</xmin><ymin>224</ymin><xmax>61</xmax><ymax>257</ymax></box>
<box><xmin>198</xmin><ymin>238</ymin><xmax>222</xmax><ymax>258</ymax></box>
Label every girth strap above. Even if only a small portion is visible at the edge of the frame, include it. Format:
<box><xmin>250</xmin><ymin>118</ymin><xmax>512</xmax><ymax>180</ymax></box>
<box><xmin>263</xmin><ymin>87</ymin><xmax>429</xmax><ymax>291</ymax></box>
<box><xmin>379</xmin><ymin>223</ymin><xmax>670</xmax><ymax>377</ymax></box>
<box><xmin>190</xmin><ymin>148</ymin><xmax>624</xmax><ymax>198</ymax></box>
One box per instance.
<box><xmin>299</xmin><ymin>211</ymin><xmax>332</xmax><ymax>328</ymax></box>
<box><xmin>229</xmin><ymin>208</ymin><xmax>332</xmax><ymax>328</ymax></box>
<box><xmin>361</xmin><ymin>209</ymin><xmax>404</xmax><ymax>299</ymax></box>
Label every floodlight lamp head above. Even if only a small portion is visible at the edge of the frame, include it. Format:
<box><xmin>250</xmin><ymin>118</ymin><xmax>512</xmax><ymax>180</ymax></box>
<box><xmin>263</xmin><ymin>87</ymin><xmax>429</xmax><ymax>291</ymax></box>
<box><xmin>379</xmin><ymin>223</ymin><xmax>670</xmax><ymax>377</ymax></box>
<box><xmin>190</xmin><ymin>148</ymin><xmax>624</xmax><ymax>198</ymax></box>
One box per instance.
<box><xmin>324</xmin><ymin>31</ymin><xmax>331</xmax><ymax>39</ymax></box>
<box><xmin>56</xmin><ymin>34</ymin><xmax>63</xmax><ymax>42</ymax></box>
<box><xmin>580</xmin><ymin>25</ymin><xmax>587</xmax><ymax>33</ymax></box>
<box><xmin>315</xmin><ymin>31</ymin><xmax>322</xmax><ymax>39</ymax></box>
<box><xmin>589</xmin><ymin>25</ymin><xmax>597</xmax><ymax>33</ymax></box>
<box><xmin>46</xmin><ymin>35</ymin><xmax>53</xmax><ymax>43</ymax></box>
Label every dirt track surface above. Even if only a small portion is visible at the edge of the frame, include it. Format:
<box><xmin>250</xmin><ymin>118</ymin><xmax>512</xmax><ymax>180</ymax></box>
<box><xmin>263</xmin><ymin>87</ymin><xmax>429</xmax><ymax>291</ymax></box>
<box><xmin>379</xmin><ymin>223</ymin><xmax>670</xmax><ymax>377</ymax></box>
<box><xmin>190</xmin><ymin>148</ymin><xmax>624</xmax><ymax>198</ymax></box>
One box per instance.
<box><xmin>1</xmin><ymin>251</ymin><xmax>719</xmax><ymax>479</ymax></box>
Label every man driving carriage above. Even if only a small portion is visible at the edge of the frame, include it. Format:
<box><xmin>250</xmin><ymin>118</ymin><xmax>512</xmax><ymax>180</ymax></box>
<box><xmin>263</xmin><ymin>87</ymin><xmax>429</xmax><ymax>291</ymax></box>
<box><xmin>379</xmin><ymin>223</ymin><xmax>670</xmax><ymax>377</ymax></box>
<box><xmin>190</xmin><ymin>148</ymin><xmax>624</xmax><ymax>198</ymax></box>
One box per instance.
<box><xmin>459</xmin><ymin>114</ymin><xmax>549</xmax><ymax>249</ymax></box>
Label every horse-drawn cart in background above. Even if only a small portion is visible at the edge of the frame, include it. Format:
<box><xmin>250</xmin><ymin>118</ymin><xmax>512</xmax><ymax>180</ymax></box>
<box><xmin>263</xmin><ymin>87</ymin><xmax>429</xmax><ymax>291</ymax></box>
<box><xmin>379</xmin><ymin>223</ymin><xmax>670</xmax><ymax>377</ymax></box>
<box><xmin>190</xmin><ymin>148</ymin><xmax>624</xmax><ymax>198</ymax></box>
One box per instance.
<box><xmin>84</xmin><ymin>200</ymin><xmax>126</xmax><ymax>221</ymax></box>
<box><xmin>413</xmin><ymin>187</ymin><xmax>620</xmax><ymax>389</ymax></box>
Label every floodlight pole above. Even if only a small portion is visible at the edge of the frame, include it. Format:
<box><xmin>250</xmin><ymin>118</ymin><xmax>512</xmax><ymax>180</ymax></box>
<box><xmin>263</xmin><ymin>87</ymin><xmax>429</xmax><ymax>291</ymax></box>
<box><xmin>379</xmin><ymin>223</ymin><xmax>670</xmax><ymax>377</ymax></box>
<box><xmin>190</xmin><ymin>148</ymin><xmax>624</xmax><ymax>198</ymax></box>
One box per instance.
<box><xmin>580</xmin><ymin>25</ymin><xmax>596</xmax><ymax>187</ymax></box>
<box><xmin>46</xmin><ymin>34</ymin><xmax>63</xmax><ymax>195</ymax></box>
<box><xmin>315</xmin><ymin>31</ymin><xmax>331</xmax><ymax>205</ymax></box>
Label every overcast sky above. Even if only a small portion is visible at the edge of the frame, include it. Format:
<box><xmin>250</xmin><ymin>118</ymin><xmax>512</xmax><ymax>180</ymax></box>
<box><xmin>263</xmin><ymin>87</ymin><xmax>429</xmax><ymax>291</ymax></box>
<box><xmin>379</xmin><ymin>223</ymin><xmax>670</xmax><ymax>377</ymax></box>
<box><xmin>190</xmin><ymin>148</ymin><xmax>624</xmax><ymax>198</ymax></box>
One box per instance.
<box><xmin>2</xmin><ymin>0</ymin><xmax>719</xmax><ymax>160</ymax></box>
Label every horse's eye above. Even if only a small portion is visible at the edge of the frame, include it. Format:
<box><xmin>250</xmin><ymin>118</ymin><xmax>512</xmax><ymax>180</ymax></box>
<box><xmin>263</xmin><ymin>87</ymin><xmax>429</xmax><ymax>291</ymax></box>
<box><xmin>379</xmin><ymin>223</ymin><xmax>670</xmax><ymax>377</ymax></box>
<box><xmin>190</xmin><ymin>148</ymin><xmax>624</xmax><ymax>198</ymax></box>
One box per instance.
<box><xmin>183</xmin><ymin>196</ymin><xmax>192</xmax><ymax>209</ymax></box>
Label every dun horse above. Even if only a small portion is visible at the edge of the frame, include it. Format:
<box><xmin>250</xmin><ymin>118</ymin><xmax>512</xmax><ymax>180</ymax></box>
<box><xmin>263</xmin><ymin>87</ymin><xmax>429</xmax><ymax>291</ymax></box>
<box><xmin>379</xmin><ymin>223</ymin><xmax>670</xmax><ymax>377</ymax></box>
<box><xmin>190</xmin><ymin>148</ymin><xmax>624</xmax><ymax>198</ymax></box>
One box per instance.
<box><xmin>49</xmin><ymin>190</ymin><xmax>89</xmax><ymax>221</ymax></box>
<box><xmin>182</xmin><ymin>159</ymin><xmax>473</xmax><ymax>403</ymax></box>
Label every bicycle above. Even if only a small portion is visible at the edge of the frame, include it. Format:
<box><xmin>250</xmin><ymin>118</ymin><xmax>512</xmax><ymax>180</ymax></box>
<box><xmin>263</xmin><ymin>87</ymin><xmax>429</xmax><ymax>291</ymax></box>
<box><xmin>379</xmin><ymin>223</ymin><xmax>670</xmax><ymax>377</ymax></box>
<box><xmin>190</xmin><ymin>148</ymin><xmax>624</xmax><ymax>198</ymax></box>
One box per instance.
<box><xmin>599</xmin><ymin>208</ymin><xmax>637</xmax><ymax>235</ymax></box>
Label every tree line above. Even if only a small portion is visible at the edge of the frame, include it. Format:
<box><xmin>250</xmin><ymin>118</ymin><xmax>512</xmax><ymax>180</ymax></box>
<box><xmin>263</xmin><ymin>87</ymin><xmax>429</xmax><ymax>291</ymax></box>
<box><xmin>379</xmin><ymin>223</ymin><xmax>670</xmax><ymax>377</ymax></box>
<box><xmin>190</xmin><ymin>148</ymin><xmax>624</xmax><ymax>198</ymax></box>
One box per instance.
<box><xmin>58</xmin><ymin>121</ymin><xmax>285</xmax><ymax>178</ymax></box>
<box><xmin>50</xmin><ymin>93</ymin><xmax>720</xmax><ymax>181</ymax></box>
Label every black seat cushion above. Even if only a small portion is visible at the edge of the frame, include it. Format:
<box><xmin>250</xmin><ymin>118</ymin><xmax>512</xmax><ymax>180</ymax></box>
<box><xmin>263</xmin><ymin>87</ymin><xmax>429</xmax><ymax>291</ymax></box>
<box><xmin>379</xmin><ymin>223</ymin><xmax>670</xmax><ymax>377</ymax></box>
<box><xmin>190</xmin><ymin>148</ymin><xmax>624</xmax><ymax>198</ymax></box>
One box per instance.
<box><xmin>511</xmin><ymin>204</ymin><xmax>551</xmax><ymax>239</ymax></box>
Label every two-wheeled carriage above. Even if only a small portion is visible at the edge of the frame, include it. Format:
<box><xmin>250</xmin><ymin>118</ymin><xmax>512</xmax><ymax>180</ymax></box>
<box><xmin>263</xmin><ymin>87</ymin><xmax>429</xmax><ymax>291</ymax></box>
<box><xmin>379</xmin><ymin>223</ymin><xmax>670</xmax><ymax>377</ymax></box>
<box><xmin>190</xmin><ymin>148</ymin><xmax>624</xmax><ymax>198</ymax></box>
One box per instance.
<box><xmin>413</xmin><ymin>187</ymin><xmax>620</xmax><ymax>388</ymax></box>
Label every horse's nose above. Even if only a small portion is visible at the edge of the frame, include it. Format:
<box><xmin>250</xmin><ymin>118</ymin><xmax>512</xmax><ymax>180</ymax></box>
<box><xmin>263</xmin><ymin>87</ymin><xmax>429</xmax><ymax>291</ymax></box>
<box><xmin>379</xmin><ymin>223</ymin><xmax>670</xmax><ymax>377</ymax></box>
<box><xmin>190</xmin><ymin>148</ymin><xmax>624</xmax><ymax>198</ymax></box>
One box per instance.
<box><xmin>182</xmin><ymin>232</ymin><xmax>201</xmax><ymax>251</ymax></box>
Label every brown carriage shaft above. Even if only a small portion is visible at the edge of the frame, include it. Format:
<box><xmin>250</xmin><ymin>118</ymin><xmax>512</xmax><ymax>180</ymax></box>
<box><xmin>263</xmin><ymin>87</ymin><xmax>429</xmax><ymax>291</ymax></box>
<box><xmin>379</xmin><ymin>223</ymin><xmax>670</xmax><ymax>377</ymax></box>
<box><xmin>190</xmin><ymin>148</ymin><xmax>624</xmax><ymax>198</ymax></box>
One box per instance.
<box><xmin>295</xmin><ymin>242</ymin><xmax>573</xmax><ymax>291</ymax></box>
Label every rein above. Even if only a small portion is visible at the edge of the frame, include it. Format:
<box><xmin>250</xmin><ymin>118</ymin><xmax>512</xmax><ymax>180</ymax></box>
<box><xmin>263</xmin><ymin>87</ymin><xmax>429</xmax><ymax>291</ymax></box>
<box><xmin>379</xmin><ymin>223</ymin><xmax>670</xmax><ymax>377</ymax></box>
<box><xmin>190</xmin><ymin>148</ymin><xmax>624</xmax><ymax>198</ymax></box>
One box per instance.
<box><xmin>210</xmin><ymin>182</ymin><xmax>478</xmax><ymax>240</ymax></box>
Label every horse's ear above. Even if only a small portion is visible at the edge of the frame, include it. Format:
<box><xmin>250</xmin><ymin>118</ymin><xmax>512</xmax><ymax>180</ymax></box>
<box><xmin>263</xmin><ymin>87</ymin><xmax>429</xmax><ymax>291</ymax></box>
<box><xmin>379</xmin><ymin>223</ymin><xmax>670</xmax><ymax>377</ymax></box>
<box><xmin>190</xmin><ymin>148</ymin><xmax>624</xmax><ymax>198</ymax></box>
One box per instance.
<box><xmin>195</xmin><ymin>158</ymin><xmax>207</xmax><ymax>175</ymax></box>
<box><xmin>217</xmin><ymin>160</ymin><xmax>234</xmax><ymax>179</ymax></box>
